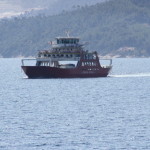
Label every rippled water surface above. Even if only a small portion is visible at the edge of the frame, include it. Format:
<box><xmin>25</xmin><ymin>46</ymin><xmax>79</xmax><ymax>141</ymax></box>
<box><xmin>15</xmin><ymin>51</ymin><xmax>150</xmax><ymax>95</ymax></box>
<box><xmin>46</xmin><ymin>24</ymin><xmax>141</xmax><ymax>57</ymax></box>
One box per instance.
<box><xmin>0</xmin><ymin>58</ymin><xmax>150</xmax><ymax>150</ymax></box>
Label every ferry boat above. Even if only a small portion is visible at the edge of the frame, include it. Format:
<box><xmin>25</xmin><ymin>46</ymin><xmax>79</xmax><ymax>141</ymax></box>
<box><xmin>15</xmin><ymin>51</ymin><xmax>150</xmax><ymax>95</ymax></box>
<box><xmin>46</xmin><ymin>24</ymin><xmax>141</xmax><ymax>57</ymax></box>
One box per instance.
<box><xmin>21</xmin><ymin>35</ymin><xmax>112</xmax><ymax>78</ymax></box>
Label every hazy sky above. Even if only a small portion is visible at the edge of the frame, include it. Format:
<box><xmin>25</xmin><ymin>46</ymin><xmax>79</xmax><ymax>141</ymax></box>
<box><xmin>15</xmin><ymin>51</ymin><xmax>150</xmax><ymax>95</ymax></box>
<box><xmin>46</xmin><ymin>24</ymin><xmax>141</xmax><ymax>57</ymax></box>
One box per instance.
<box><xmin>0</xmin><ymin>0</ymin><xmax>57</xmax><ymax>12</ymax></box>
<box><xmin>0</xmin><ymin>0</ymin><xmax>56</xmax><ymax>18</ymax></box>
<box><xmin>0</xmin><ymin>0</ymin><xmax>57</xmax><ymax>11</ymax></box>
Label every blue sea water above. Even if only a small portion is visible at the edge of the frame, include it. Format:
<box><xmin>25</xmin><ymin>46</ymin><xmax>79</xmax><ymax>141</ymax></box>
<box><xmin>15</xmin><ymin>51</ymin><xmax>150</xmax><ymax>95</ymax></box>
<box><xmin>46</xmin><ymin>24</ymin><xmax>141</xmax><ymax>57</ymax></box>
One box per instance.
<box><xmin>0</xmin><ymin>58</ymin><xmax>150</xmax><ymax>150</ymax></box>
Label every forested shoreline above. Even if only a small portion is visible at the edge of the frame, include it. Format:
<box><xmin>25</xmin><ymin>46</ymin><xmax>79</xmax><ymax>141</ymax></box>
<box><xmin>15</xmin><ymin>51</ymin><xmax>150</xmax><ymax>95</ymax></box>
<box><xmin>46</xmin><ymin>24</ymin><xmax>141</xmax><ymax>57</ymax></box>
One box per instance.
<box><xmin>0</xmin><ymin>0</ymin><xmax>150</xmax><ymax>57</ymax></box>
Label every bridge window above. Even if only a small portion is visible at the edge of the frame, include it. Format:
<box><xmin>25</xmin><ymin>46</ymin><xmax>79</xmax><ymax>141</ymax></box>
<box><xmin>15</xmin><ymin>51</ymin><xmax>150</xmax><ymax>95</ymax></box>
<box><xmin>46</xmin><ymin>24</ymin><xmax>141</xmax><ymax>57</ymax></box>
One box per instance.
<box><xmin>57</xmin><ymin>38</ymin><xmax>79</xmax><ymax>44</ymax></box>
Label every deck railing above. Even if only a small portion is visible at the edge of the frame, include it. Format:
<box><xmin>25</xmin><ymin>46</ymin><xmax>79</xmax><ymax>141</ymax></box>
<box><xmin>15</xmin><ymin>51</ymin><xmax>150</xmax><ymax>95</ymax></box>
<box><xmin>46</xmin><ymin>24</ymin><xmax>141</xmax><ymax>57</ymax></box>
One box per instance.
<box><xmin>99</xmin><ymin>58</ymin><xmax>112</xmax><ymax>67</ymax></box>
<box><xmin>21</xmin><ymin>58</ymin><xmax>36</xmax><ymax>66</ymax></box>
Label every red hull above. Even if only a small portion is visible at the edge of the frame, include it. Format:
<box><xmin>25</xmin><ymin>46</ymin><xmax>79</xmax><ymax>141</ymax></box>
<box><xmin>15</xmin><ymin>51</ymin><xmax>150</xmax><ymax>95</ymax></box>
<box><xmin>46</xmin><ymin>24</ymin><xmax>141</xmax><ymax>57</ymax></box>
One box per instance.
<box><xmin>21</xmin><ymin>66</ymin><xmax>111</xmax><ymax>78</ymax></box>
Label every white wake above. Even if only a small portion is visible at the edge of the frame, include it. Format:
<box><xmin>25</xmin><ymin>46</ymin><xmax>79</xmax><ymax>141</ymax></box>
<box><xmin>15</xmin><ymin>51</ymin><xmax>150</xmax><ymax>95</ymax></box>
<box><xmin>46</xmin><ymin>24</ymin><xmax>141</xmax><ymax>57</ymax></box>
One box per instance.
<box><xmin>109</xmin><ymin>73</ymin><xmax>150</xmax><ymax>78</ymax></box>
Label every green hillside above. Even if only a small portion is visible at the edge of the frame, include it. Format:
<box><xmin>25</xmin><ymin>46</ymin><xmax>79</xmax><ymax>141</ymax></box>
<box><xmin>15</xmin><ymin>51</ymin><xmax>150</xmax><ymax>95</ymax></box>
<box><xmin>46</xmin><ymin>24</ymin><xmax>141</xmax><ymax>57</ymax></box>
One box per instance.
<box><xmin>0</xmin><ymin>0</ymin><xmax>150</xmax><ymax>57</ymax></box>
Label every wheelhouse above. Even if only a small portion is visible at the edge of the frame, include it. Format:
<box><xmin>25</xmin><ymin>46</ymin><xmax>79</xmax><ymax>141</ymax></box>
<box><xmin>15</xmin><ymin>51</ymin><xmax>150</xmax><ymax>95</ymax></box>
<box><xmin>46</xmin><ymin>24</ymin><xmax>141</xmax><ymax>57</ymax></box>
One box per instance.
<box><xmin>56</xmin><ymin>37</ymin><xmax>79</xmax><ymax>44</ymax></box>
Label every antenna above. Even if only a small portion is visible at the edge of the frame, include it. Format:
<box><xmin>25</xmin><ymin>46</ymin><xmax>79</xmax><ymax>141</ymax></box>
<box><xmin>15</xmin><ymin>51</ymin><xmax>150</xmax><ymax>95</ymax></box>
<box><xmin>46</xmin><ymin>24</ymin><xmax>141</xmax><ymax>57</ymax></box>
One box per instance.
<box><xmin>66</xmin><ymin>30</ymin><xmax>70</xmax><ymax>37</ymax></box>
